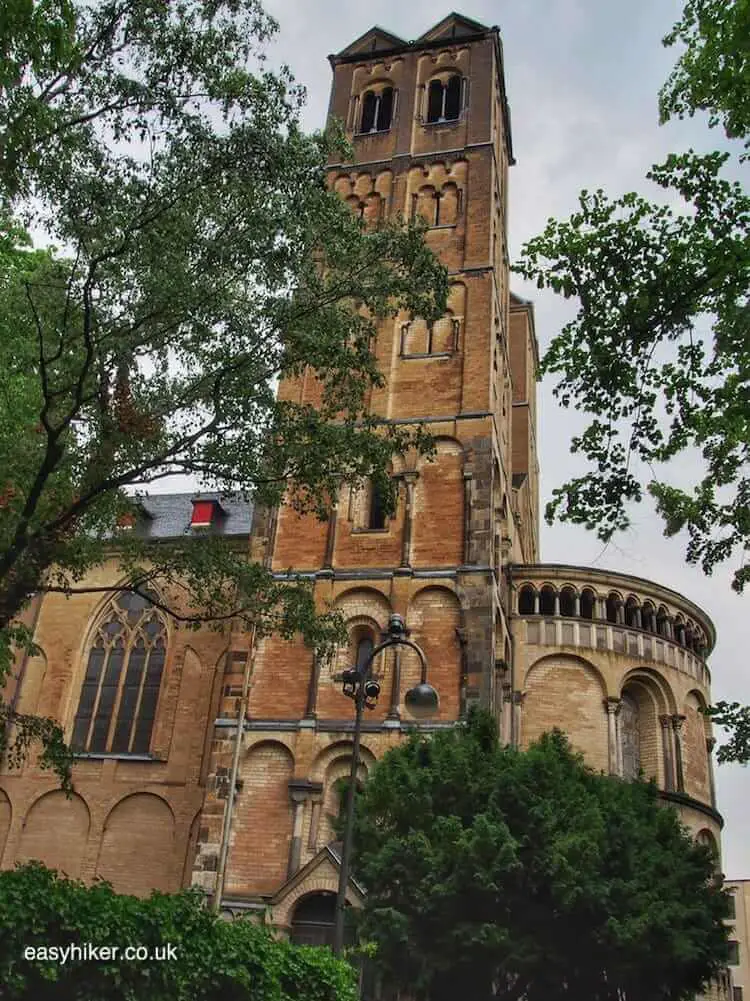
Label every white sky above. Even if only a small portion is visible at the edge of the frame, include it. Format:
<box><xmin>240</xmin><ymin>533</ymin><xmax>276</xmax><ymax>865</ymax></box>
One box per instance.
<box><xmin>259</xmin><ymin>0</ymin><xmax>750</xmax><ymax>877</ymax></box>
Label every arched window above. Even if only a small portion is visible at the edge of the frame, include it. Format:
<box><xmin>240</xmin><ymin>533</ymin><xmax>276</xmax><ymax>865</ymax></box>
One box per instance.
<box><xmin>518</xmin><ymin>585</ymin><xmax>535</xmax><ymax>615</ymax></box>
<box><xmin>356</xmin><ymin>635</ymin><xmax>374</xmax><ymax>671</ymax></box>
<box><xmin>696</xmin><ymin>829</ymin><xmax>719</xmax><ymax>859</ymax></box>
<box><xmin>620</xmin><ymin>691</ymin><xmax>640</xmax><ymax>780</ymax></box>
<box><xmin>641</xmin><ymin>602</ymin><xmax>656</xmax><ymax>633</ymax></box>
<box><xmin>656</xmin><ymin>606</ymin><xmax>669</xmax><ymax>638</ymax></box>
<box><xmin>624</xmin><ymin>597</ymin><xmax>639</xmax><ymax>629</ymax></box>
<box><xmin>539</xmin><ymin>585</ymin><xmax>556</xmax><ymax>616</ymax></box>
<box><xmin>606</xmin><ymin>593</ymin><xmax>620</xmax><ymax>624</ymax></box>
<box><xmin>359</xmin><ymin>87</ymin><xmax>394</xmax><ymax>133</ymax></box>
<box><xmin>580</xmin><ymin>588</ymin><xmax>595</xmax><ymax>620</ymax></box>
<box><xmin>674</xmin><ymin>617</ymin><xmax>687</xmax><ymax>647</ymax></box>
<box><xmin>426</xmin><ymin>75</ymin><xmax>463</xmax><ymax>123</ymax></box>
<box><xmin>559</xmin><ymin>587</ymin><xmax>576</xmax><ymax>617</ymax></box>
<box><xmin>368</xmin><ymin>479</ymin><xmax>387</xmax><ymax>530</ymax></box>
<box><xmin>72</xmin><ymin>591</ymin><xmax>167</xmax><ymax>754</ymax></box>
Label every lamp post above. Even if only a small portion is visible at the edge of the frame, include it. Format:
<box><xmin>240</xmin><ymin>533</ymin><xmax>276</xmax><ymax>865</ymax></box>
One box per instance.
<box><xmin>332</xmin><ymin>612</ymin><xmax>438</xmax><ymax>955</ymax></box>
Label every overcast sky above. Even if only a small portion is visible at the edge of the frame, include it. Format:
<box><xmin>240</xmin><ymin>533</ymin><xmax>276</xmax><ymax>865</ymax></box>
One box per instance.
<box><xmin>258</xmin><ymin>0</ymin><xmax>750</xmax><ymax>877</ymax></box>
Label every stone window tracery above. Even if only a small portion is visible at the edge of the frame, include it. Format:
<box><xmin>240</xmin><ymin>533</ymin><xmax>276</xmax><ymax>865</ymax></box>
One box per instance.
<box><xmin>358</xmin><ymin>85</ymin><xmax>395</xmax><ymax>134</ymax></box>
<box><xmin>71</xmin><ymin>590</ymin><xmax>167</xmax><ymax>754</ymax></box>
<box><xmin>620</xmin><ymin>691</ymin><xmax>640</xmax><ymax>780</ymax></box>
<box><xmin>426</xmin><ymin>74</ymin><xmax>463</xmax><ymax>123</ymax></box>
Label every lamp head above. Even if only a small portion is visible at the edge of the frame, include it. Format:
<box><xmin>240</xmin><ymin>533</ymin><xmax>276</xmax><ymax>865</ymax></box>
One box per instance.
<box><xmin>387</xmin><ymin>613</ymin><xmax>407</xmax><ymax>639</ymax></box>
<box><xmin>341</xmin><ymin>667</ymin><xmax>358</xmax><ymax>699</ymax></box>
<box><xmin>363</xmin><ymin>678</ymin><xmax>381</xmax><ymax>710</ymax></box>
<box><xmin>404</xmin><ymin>681</ymin><xmax>439</xmax><ymax>720</ymax></box>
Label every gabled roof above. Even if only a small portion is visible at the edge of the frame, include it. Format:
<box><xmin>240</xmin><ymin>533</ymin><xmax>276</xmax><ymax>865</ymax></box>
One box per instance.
<box><xmin>335</xmin><ymin>25</ymin><xmax>408</xmax><ymax>59</ymax></box>
<box><xmin>269</xmin><ymin>841</ymin><xmax>366</xmax><ymax>908</ymax></box>
<box><xmin>416</xmin><ymin>12</ymin><xmax>491</xmax><ymax>44</ymax></box>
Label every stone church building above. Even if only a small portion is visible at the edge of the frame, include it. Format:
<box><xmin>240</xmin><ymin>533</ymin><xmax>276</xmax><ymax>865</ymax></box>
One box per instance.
<box><xmin>0</xmin><ymin>11</ymin><xmax>726</xmax><ymax>980</ymax></box>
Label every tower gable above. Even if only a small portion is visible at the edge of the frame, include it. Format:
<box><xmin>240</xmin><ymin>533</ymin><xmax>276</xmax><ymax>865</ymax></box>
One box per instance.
<box><xmin>416</xmin><ymin>13</ymin><xmax>491</xmax><ymax>44</ymax></box>
<box><xmin>335</xmin><ymin>26</ymin><xmax>408</xmax><ymax>58</ymax></box>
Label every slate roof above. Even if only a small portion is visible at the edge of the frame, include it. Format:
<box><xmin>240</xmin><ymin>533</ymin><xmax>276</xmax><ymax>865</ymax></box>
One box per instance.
<box><xmin>130</xmin><ymin>492</ymin><xmax>253</xmax><ymax>539</ymax></box>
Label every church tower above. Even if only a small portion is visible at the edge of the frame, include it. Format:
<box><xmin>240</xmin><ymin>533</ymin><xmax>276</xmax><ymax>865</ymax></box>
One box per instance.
<box><xmin>192</xmin><ymin>14</ymin><xmax>541</xmax><ymax>922</ymax></box>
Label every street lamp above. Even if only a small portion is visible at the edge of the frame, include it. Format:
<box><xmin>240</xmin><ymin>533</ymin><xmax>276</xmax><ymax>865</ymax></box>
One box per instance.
<box><xmin>332</xmin><ymin>612</ymin><xmax>438</xmax><ymax>955</ymax></box>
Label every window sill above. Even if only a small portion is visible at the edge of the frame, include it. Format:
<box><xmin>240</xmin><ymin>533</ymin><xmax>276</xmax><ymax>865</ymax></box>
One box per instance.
<box><xmin>420</xmin><ymin>117</ymin><xmax>461</xmax><ymax>128</ymax></box>
<box><xmin>351</xmin><ymin>527</ymin><xmax>390</xmax><ymax>534</ymax></box>
<box><xmin>73</xmin><ymin>752</ymin><xmax>163</xmax><ymax>762</ymax></box>
<box><xmin>354</xmin><ymin>128</ymin><xmax>391</xmax><ymax>137</ymax></box>
<box><xmin>400</xmin><ymin>352</ymin><xmax>455</xmax><ymax>360</ymax></box>
<box><xmin>427</xmin><ymin>223</ymin><xmax>457</xmax><ymax>231</ymax></box>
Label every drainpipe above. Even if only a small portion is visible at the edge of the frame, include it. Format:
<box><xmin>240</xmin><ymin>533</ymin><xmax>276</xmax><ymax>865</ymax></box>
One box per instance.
<box><xmin>212</xmin><ymin>623</ymin><xmax>257</xmax><ymax>914</ymax></box>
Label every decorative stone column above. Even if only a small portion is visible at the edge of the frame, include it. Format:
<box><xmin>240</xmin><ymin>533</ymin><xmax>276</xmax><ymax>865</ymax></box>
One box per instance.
<box><xmin>553</xmin><ymin>591</ymin><xmax>560</xmax><ymax>616</ymax></box>
<box><xmin>659</xmin><ymin>714</ymin><xmax>675</xmax><ymax>791</ymax></box>
<box><xmin>462</xmin><ymin>472</ymin><xmax>473</xmax><ymax>564</ymax></box>
<box><xmin>573</xmin><ymin>593</ymin><xmax>580</xmax><ymax>617</ymax></box>
<box><xmin>305</xmin><ymin>654</ymin><xmax>321</xmax><ymax>718</ymax></box>
<box><xmin>605</xmin><ymin>697</ymin><xmax>621</xmax><ymax>776</ymax></box>
<box><xmin>322</xmin><ymin>502</ymin><xmax>338</xmax><ymax>569</ymax></box>
<box><xmin>307</xmin><ymin>798</ymin><xmax>322</xmax><ymax>851</ymax></box>
<box><xmin>400</xmin><ymin>473</ymin><xmax>418</xmax><ymax>568</ymax></box>
<box><xmin>706</xmin><ymin>736</ymin><xmax>717</xmax><ymax>809</ymax></box>
<box><xmin>671</xmin><ymin>715</ymin><xmax>686</xmax><ymax>792</ymax></box>
<box><xmin>287</xmin><ymin>780</ymin><xmax>322</xmax><ymax>877</ymax></box>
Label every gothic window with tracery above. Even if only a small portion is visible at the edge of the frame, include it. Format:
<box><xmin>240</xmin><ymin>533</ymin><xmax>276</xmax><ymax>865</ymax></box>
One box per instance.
<box><xmin>71</xmin><ymin>591</ymin><xmax>167</xmax><ymax>754</ymax></box>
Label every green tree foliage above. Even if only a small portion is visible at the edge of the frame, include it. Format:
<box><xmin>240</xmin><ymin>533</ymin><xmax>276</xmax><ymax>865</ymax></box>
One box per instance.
<box><xmin>516</xmin><ymin>0</ymin><xmax>750</xmax><ymax>593</ymax></box>
<box><xmin>517</xmin><ymin>0</ymin><xmax>750</xmax><ymax>761</ymax></box>
<box><xmin>705</xmin><ymin>700</ymin><xmax>750</xmax><ymax>764</ymax></box>
<box><xmin>0</xmin><ymin>862</ymin><xmax>356</xmax><ymax>1000</ymax></box>
<box><xmin>0</xmin><ymin>1</ymin><xmax>447</xmax><ymax>780</ymax></box>
<box><xmin>351</xmin><ymin>712</ymin><xmax>730</xmax><ymax>1001</ymax></box>
<box><xmin>660</xmin><ymin>0</ymin><xmax>750</xmax><ymax>156</ymax></box>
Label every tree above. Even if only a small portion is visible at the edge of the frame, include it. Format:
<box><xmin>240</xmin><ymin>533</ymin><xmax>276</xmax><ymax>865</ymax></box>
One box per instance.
<box><xmin>515</xmin><ymin>0</ymin><xmax>750</xmax><ymax>593</ymax></box>
<box><xmin>0</xmin><ymin>862</ymin><xmax>357</xmax><ymax>1000</ymax></box>
<box><xmin>351</xmin><ymin>712</ymin><xmax>730</xmax><ymax>1001</ymax></box>
<box><xmin>0</xmin><ymin>1</ymin><xmax>448</xmax><ymax>782</ymax></box>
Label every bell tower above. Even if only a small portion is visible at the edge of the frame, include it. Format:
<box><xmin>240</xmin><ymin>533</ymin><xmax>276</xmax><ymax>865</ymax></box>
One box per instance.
<box><xmin>193</xmin><ymin>13</ymin><xmax>540</xmax><ymax>915</ymax></box>
<box><xmin>315</xmin><ymin>11</ymin><xmax>540</xmax><ymax>711</ymax></box>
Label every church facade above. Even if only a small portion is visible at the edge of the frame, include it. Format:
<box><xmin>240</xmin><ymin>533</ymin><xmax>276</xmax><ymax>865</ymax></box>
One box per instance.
<box><xmin>0</xmin><ymin>12</ymin><xmax>726</xmax><ymax>984</ymax></box>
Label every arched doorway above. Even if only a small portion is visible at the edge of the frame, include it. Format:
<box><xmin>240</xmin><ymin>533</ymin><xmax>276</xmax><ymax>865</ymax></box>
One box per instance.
<box><xmin>290</xmin><ymin>891</ymin><xmax>337</xmax><ymax>948</ymax></box>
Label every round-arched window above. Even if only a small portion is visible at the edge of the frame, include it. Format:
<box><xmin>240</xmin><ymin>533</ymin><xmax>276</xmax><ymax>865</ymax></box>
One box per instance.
<box><xmin>518</xmin><ymin>585</ymin><xmax>535</xmax><ymax>615</ymax></box>
<box><xmin>359</xmin><ymin>86</ymin><xmax>394</xmax><ymax>133</ymax></box>
<box><xmin>426</xmin><ymin>75</ymin><xmax>463</xmax><ymax>123</ymax></box>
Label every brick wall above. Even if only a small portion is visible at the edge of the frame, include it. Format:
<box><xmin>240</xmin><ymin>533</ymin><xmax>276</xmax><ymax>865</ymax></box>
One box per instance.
<box><xmin>227</xmin><ymin>741</ymin><xmax>294</xmax><ymax>895</ymax></box>
<box><xmin>521</xmin><ymin>656</ymin><xmax>609</xmax><ymax>774</ymax></box>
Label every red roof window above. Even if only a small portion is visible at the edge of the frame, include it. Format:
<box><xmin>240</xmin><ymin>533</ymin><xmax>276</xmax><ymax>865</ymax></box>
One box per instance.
<box><xmin>190</xmin><ymin>498</ymin><xmax>223</xmax><ymax>528</ymax></box>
